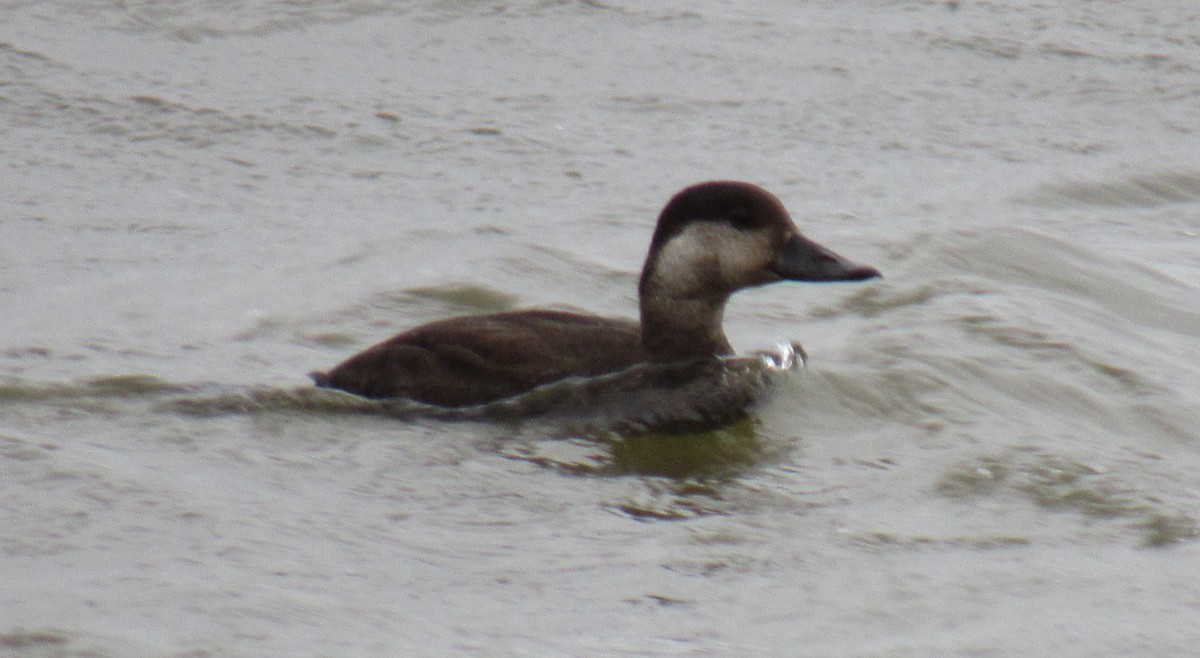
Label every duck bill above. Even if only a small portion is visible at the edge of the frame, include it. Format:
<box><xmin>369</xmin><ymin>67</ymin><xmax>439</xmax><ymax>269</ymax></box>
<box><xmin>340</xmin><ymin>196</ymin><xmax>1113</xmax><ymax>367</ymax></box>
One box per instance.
<box><xmin>770</xmin><ymin>234</ymin><xmax>881</xmax><ymax>282</ymax></box>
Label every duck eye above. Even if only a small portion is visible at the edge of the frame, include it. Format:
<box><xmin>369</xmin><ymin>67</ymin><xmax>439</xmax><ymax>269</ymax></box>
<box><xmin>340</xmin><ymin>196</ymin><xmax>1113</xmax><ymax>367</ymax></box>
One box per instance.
<box><xmin>729</xmin><ymin>208</ymin><xmax>755</xmax><ymax>229</ymax></box>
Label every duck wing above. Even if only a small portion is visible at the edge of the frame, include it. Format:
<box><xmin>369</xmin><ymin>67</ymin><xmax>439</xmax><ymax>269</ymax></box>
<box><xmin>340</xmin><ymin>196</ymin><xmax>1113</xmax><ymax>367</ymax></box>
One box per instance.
<box><xmin>312</xmin><ymin>310</ymin><xmax>646</xmax><ymax>406</ymax></box>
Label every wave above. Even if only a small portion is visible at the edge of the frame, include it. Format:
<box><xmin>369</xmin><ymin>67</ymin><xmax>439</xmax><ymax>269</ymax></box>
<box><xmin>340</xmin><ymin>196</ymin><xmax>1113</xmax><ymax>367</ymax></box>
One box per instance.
<box><xmin>0</xmin><ymin>374</ymin><xmax>192</xmax><ymax>402</ymax></box>
<box><xmin>2</xmin><ymin>346</ymin><xmax>803</xmax><ymax>436</ymax></box>
<box><xmin>1016</xmin><ymin>170</ymin><xmax>1200</xmax><ymax>208</ymax></box>
<box><xmin>178</xmin><ymin>347</ymin><xmax>802</xmax><ymax>433</ymax></box>
<box><xmin>798</xmin><ymin>227</ymin><xmax>1200</xmax><ymax>447</ymax></box>
<box><xmin>773</xmin><ymin>225</ymin><xmax>1200</xmax><ymax>543</ymax></box>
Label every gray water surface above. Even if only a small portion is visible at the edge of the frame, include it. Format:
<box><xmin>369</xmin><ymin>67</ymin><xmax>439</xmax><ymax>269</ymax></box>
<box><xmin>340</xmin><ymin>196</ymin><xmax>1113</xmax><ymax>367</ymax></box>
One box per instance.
<box><xmin>3</xmin><ymin>1</ymin><xmax>1200</xmax><ymax>656</ymax></box>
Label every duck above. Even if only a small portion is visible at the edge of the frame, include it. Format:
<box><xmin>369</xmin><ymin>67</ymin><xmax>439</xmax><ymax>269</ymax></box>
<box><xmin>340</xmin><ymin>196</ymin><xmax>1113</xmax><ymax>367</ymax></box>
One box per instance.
<box><xmin>311</xmin><ymin>181</ymin><xmax>880</xmax><ymax>407</ymax></box>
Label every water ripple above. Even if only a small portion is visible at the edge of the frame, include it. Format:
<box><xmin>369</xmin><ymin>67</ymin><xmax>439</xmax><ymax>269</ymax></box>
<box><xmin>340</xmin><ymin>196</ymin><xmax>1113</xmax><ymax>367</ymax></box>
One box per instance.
<box><xmin>1017</xmin><ymin>170</ymin><xmax>1200</xmax><ymax>208</ymax></box>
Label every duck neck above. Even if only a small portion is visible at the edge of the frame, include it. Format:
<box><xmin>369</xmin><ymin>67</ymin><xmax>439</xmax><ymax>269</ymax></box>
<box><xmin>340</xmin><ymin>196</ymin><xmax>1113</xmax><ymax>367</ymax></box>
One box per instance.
<box><xmin>638</xmin><ymin>291</ymin><xmax>734</xmax><ymax>361</ymax></box>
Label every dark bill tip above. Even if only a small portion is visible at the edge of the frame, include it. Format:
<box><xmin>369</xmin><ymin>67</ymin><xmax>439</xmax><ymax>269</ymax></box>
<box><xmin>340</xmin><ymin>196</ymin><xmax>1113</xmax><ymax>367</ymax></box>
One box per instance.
<box><xmin>771</xmin><ymin>234</ymin><xmax>882</xmax><ymax>283</ymax></box>
<box><xmin>844</xmin><ymin>264</ymin><xmax>883</xmax><ymax>281</ymax></box>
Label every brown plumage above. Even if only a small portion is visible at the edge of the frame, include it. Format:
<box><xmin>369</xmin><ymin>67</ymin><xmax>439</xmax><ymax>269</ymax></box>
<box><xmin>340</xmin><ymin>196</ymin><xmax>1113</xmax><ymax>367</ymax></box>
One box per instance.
<box><xmin>312</xmin><ymin>181</ymin><xmax>880</xmax><ymax>407</ymax></box>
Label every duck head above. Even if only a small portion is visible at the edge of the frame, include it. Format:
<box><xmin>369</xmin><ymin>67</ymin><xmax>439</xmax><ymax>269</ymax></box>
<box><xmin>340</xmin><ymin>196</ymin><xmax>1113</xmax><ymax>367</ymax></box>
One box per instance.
<box><xmin>638</xmin><ymin>180</ymin><xmax>880</xmax><ymax>359</ymax></box>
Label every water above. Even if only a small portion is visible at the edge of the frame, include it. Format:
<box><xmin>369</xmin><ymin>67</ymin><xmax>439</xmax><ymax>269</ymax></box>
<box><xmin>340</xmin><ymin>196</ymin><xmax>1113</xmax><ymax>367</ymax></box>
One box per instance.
<box><xmin>3</xmin><ymin>1</ymin><xmax>1200</xmax><ymax>655</ymax></box>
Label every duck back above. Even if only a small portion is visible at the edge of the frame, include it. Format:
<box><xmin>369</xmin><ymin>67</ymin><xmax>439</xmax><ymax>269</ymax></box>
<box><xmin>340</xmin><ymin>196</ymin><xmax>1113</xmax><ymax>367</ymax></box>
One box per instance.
<box><xmin>312</xmin><ymin>310</ymin><xmax>647</xmax><ymax>406</ymax></box>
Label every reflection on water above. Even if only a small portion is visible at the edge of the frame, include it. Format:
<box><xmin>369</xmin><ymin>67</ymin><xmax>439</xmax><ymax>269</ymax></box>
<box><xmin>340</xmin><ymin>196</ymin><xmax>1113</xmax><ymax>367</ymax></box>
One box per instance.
<box><xmin>604</xmin><ymin>419</ymin><xmax>765</xmax><ymax>479</ymax></box>
<box><xmin>497</xmin><ymin>418</ymin><xmax>768</xmax><ymax>519</ymax></box>
<box><xmin>500</xmin><ymin>417</ymin><xmax>768</xmax><ymax>479</ymax></box>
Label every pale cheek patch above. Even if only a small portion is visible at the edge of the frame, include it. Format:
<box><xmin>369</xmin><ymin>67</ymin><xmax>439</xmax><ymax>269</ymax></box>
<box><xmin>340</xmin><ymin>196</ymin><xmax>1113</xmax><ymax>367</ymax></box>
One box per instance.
<box><xmin>652</xmin><ymin>223</ymin><xmax>773</xmax><ymax>294</ymax></box>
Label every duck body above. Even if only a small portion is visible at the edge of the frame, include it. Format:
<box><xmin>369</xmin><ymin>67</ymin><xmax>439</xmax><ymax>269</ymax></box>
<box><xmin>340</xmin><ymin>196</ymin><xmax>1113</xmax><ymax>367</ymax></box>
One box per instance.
<box><xmin>311</xmin><ymin>310</ymin><xmax>646</xmax><ymax>407</ymax></box>
<box><xmin>312</xmin><ymin>181</ymin><xmax>880</xmax><ymax>407</ymax></box>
